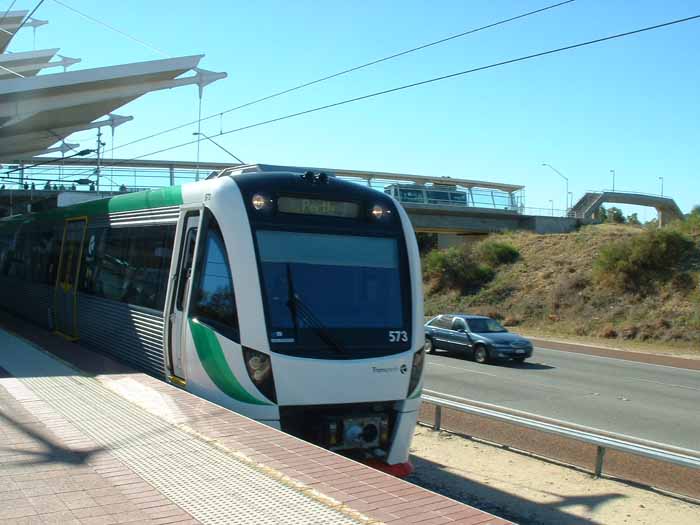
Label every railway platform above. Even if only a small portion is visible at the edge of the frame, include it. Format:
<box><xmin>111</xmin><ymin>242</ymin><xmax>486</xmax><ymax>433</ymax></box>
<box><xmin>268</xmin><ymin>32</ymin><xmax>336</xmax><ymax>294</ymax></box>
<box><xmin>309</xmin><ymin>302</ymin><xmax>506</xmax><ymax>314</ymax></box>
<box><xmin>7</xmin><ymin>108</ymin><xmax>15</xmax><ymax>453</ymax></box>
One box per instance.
<box><xmin>0</xmin><ymin>316</ymin><xmax>512</xmax><ymax>525</ymax></box>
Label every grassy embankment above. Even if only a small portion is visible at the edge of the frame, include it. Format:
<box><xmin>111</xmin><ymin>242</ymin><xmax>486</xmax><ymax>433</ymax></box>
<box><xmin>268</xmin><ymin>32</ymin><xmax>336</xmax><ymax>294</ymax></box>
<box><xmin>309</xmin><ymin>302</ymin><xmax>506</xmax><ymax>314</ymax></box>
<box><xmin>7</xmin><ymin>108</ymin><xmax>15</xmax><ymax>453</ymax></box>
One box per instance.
<box><xmin>423</xmin><ymin>215</ymin><xmax>700</xmax><ymax>353</ymax></box>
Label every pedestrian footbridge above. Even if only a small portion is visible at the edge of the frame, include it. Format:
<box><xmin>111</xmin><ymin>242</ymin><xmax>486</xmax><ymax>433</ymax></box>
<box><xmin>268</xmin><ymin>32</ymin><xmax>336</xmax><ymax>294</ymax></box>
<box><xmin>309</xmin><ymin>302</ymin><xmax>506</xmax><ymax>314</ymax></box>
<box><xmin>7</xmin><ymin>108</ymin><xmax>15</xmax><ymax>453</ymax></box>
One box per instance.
<box><xmin>570</xmin><ymin>191</ymin><xmax>684</xmax><ymax>226</ymax></box>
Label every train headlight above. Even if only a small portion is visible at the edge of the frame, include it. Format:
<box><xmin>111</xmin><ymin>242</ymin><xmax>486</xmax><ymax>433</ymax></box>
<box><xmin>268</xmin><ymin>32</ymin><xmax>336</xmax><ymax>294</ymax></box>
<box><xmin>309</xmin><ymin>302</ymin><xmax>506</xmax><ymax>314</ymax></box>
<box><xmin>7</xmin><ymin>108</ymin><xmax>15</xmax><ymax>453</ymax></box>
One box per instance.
<box><xmin>252</xmin><ymin>193</ymin><xmax>268</xmax><ymax>210</ymax></box>
<box><xmin>407</xmin><ymin>348</ymin><xmax>425</xmax><ymax>397</ymax></box>
<box><xmin>371</xmin><ymin>204</ymin><xmax>389</xmax><ymax>220</ymax></box>
<box><xmin>243</xmin><ymin>347</ymin><xmax>277</xmax><ymax>403</ymax></box>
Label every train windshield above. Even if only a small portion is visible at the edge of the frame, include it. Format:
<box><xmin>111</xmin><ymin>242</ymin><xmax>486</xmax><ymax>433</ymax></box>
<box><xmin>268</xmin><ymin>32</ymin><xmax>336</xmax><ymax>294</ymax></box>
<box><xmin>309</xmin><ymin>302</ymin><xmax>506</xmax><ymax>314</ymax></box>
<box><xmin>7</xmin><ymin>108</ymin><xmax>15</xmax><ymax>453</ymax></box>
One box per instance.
<box><xmin>256</xmin><ymin>230</ymin><xmax>408</xmax><ymax>357</ymax></box>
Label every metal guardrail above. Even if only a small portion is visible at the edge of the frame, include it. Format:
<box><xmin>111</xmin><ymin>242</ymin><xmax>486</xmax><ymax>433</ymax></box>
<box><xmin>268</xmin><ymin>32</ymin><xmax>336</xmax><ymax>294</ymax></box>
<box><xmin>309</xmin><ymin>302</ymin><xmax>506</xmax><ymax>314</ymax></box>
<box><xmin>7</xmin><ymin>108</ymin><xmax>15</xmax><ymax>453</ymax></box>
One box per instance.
<box><xmin>421</xmin><ymin>390</ymin><xmax>700</xmax><ymax>478</ymax></box>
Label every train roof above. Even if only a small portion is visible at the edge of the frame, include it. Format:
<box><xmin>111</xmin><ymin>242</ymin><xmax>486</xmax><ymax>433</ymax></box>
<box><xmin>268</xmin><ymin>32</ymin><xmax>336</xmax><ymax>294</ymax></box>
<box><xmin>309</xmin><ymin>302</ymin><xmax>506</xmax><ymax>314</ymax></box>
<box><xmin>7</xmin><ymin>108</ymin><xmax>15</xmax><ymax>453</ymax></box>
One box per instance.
<box><xmin>219</xmin><ymin>164</ymin><xmax>524</xmax><ymax>193</ymax></box>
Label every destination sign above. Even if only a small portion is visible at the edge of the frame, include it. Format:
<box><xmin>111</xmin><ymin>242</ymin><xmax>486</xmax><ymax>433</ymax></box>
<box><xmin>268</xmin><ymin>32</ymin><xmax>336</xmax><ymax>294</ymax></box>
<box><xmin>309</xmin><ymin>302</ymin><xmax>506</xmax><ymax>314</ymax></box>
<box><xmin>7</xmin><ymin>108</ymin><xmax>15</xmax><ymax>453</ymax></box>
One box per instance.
<box><xmin>278</xmin><ymin>197</ymin><xmax>359</xmax><ymax>218</ymax></box>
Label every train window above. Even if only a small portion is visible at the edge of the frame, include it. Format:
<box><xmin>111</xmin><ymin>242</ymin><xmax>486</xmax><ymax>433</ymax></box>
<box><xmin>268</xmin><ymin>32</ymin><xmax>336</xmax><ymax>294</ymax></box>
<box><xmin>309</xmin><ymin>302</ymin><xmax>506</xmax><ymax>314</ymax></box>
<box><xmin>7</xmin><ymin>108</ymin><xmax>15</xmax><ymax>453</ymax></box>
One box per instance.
<box><xmin>176</xmin><ymin>227</ymin><xmax>198</xmax><ymax>310</ymax></box>
<box><xmin>8</xmin><ymin>230</ymin><xmax>29</xmax><ymax>281</ymax></box>
<box><xmin>91</xmin><ymin>227</ymin><xmax>130</xmax><ymax>303</ymax></box>
<box><xmin>84</xmin><ymin>226</ymin><xmax>175</xmax><ymax>310</ymax></box>
<box><xmin>33</xmin><ymin>228</ymin><xmax>61</xmax><ymax>285</ymax></box>
<box><xmin>449</xmin><ymin>192</ymin><xmax>467</xmax><ymax>204</ymax></box>
<box><xmin>426</xmin><ymin>190</ymin><xmax>450</xmax><ymax>203</ymax></box>
<box><xmin>79</xmin><ymin>227</ymin><xmax>105</xmax><ymax>294</ymax></box>
<box><xmin>0</xmin><ymin>233</ymin><xmax>8</xmax><ymax>276</ymax></box>
<box><xmin>190</xmin><ymin>218</ymin><xmax>239</xmax><ymax>339</ymax></box>
<box><xmin>123</xmin><ymin>227</ymin><xmax>174</xmax><ymax>310</ymax></box>
<box><xmin>399</xmin><ymin>189</ymin><xmax>425</xmax><ymax>203</ymax></box>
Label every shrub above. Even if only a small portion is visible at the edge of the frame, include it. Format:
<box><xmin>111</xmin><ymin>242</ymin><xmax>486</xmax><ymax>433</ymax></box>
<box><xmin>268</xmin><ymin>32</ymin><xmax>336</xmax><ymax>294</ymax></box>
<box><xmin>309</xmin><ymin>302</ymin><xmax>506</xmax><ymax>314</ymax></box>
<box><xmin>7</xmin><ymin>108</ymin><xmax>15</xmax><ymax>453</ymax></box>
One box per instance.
<box><xmin>593</xmin><ymin>230</ymin><xmax>695</xmax><ymax>293</ymax></box>
<box><xmin>671</xmin><ymin>272</ymin><xmax>697</xmax><ymax>295</ymax></box>
<box><xmin>551</xmin><ymin>274</ymin><xmax>590</xmax><ymax>310</ymax></box>
<box><xmin>503</xmin><ymin>316</ymin><xmax>521</xmax><ymax>327</ymax></box>
<box><xmin>424</xmin><ymin>246</ymin><xmax>494</xmax><ymax>294</ymax></box>
<box><xmin>671</xmin><ymin>211</ymin><xmax>700</xmax><ymax>237</ymax></box>
<box><xmin>474</xmin><ymin>240</ymin><xmax>520</xmax><ymax>267</ymax></box>
<box><xmin>599</xmin><ymin>326</ymin><xmax>618</xmax><ymax>339</ymax></box>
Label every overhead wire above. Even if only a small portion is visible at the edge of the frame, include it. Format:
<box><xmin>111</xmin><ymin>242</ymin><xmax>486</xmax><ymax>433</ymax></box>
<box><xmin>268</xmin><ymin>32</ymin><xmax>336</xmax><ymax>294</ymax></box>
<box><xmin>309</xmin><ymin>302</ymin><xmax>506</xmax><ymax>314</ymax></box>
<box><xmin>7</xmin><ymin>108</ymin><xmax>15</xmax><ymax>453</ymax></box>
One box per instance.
<box><xmin>15</xmin><ymin>0</ymin><xmax>45</xmax><ymax>34</ymax></box>
<box><xmin>51</xmin><ymin>0</ymin><xmax>170</xmax><ymax>58</ymax></box>
<box><xmin>0</xmin><ymin>64</ymin><xmax>24</xmax><ymax>77</ymax></box>
<box><xmin>100</xmin><ymin>13</ymin><xmax>700</xmax><ymax>166</ymax></box>
<box><xmin>0</xmin><ymin>1</ymin><xmax>25</xmax><ymax>77</ymax></box>
<box><xmin>0</xmin><ymin>1</ymin><xmax>46</xmax><ymax>77</ymax></box>
<box><xmin>40</xmin><ymin>0</ymin><xmax>171</xmax><ymax>184</ymax></box>
<box><xmin>0</xmin><ymin>1</ymin><xmax>18</xmax><ymax>27</ymax></box>
<box><xmin>109</xmin><ymin>0</ymin><xmax>577</xmax><ymax>154</ymax></box>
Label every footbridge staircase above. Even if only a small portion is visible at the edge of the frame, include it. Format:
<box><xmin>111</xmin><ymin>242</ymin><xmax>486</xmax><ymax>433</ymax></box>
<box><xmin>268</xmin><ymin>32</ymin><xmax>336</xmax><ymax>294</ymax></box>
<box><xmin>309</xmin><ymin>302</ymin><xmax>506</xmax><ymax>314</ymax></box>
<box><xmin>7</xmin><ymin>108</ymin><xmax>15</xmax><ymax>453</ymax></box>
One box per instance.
<box><xmin>570</xmin><ymin>191</ymin><xmax>684</xmax><ymax>226</ymax></box>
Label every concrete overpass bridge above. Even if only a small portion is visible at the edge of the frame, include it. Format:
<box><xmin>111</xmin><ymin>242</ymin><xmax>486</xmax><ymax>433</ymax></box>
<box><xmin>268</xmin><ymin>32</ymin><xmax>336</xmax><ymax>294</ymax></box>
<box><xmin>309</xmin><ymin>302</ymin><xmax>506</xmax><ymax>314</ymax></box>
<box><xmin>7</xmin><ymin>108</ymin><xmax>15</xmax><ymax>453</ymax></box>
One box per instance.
<box><xmin>570</xmin><ymin>191</ymin><xmax>684</xmax><ymax>226</ymax></box>
<box><xmin>1</xmin><ymin>160</ymin><xmax>581</xmax><ymax>246</ymax></box>
<box><xmin>405</xmin><ymin>202</ymin><xmax>580</xmax><ymax>247</ymax></box>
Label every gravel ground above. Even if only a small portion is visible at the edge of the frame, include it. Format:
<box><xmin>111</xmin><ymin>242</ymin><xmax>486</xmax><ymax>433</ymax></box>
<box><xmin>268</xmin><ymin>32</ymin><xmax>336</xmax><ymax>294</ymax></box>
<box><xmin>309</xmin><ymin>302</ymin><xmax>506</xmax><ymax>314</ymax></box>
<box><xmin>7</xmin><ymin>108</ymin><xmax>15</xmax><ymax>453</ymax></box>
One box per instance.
<box><xmin>408</xmin><ymin>426</ymin><xmax>700</xmax><ymax>525</ymax></box>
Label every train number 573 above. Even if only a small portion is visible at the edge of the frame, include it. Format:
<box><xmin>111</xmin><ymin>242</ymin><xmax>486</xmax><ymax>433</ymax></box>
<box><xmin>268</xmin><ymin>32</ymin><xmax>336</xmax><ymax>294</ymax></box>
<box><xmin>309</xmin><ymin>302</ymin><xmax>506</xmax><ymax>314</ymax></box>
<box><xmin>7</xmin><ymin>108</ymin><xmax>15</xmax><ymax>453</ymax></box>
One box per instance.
<box><xmin>388</xmin><ymin>331</ymin><xmax>408</xmax><ymax>343</ymax></box>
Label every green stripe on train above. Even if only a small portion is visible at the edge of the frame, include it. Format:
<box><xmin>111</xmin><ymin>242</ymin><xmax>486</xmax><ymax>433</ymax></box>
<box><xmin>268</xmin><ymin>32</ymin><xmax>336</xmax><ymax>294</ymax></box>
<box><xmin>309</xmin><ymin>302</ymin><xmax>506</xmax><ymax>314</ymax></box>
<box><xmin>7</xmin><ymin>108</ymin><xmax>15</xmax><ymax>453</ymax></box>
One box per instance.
<box><xmin>188</xmin><ymin>318</ymin><xmax>271</xmax><ymax>406</ymax></box>
<box><xmin>0</xmin><ymin>186</ymin><xmax>184</xmax><ymax>228</ymax></box>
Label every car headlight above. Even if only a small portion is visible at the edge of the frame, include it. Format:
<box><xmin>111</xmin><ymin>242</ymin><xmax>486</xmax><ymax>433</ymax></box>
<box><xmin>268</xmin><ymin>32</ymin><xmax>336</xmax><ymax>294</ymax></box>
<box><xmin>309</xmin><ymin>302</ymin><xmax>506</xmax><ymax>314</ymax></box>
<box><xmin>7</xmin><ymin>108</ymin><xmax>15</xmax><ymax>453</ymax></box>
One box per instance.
<box><xmin>243</xmin><ymin>347</ymin><xmax>277</xmax><ymax>403</ymax></box>
<box><xmin>407</xmin><ymin>349</ymin><xmax>425</xmax><ymax>397</ymax></box>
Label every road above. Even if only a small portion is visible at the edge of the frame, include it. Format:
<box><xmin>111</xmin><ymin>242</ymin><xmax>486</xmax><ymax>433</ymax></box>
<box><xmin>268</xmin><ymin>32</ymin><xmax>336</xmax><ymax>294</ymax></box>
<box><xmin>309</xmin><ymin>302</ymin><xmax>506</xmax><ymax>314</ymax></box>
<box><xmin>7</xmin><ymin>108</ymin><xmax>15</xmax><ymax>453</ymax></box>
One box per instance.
<box><xmin>423</xmin><ymin>346</ymin><xmax>700</xmax><ymax>451</ymax></box>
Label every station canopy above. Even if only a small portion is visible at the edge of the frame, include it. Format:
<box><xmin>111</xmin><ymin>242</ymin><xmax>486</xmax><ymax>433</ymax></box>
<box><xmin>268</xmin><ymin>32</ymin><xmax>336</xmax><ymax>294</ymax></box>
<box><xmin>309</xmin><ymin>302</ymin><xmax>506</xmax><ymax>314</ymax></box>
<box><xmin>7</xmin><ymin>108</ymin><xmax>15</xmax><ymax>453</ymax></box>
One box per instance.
<box><xmin>0</xmin><ymin>7</ymin><xmax>226</xmax><ymax>162</ymax></box>
<box><xmin>0</xmin><ymin>55</ymin><xmax>225</xmax><ymax>160</ymax></box>
<box><xmin>0</xmin><ymin>48</ymin><xmax>81</xmax><ymax>81</ymax></box>
<box><xmin>0</xmin><ymin>10</ymin><xmax>29</xmax><ymax>53</ymax></box>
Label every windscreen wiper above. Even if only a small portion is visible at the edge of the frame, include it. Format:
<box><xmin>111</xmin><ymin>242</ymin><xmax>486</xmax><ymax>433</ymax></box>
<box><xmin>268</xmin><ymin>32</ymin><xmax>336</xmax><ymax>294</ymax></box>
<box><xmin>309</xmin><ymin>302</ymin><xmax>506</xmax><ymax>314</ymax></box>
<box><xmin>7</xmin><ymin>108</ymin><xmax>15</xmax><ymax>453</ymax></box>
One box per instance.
<box><xmin>292</xmin><ymin>295</ymin><xmax>345</xmax><ymax>354</ymax></box>
<box><xmin>285</xmin><ymin>263</ymin><xmax>299</xmax><ymax>341</ymax></box>
<box><xmin>285</xmin><ymin>264</ymin><xmax>344</xmax><ymax>354</ymax></box>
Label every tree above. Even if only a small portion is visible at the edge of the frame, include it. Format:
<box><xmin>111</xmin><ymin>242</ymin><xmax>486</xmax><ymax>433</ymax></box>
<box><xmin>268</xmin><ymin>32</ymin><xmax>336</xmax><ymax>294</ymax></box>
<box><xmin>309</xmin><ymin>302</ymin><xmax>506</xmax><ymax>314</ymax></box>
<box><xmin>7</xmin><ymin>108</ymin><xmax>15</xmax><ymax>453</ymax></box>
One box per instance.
<box><xmin>597</xmin><ymin>206</ymin><xmax>608</xmax><ymax>222</ymax></box>
<box><xmin>627</xmin><ymin>213</ymin><xmax>641</xmax><ymax>225</ymax></box>
<box><xmin>606</xmin><ymin>207</ymin><xmax>627</xmax><ymax>224</ymax></box>
<box><xmin>691</xmin><ymin>205</ymin><xmax>700</xmax><ymax>217</ymax></box>
<box><xmin>416</xmin><ymin>233</ymin><xmax>437</xmax><ymax>254</ymax></box>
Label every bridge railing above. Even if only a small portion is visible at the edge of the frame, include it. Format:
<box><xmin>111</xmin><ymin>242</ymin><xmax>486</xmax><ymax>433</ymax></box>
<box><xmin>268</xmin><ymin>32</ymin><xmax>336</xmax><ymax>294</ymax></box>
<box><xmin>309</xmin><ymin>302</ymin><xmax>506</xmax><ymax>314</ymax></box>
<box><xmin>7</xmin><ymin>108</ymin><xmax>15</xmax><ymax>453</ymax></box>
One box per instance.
<box><xmin>1</xmin><ymin>162</ymin><xmax>558</xmax><ymax>216</ymax></box>
<box><xmin>520</xmin><ymin>205</ymin><xmax>569</xmax><ymax>217</ymax></box>
<box><xmin>361</xmin><ymin>177</ymin><xmax>522</xmax><ymax>212</ymax></box>
<box><xmin>596</xmin><ymin>189</ymin><xmax>667</xmax><ymax>198</ymax></box>
<box><xmin>1</xmin><ymin>163</ymin><xmax>205</xmax><ymax>194</ymax></box>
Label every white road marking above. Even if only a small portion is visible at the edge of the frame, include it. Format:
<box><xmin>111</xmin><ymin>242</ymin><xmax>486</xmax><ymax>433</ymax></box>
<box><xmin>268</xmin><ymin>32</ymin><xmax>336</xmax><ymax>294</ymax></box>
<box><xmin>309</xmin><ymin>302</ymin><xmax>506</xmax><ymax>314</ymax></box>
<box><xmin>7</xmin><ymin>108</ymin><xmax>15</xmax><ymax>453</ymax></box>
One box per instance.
<box><xmin>427</xmin><ymin>361</ymin><xmax>500</xmax><ymax>378</ymax></box>
<box><xmin>534</xmin><ymin>346</ymin><xmax>700</xmax><ymax>373</ymax></box>
<box><xmin>625</xmin><ymin>377</ymin><xmax>700</xmax><ymax>392</ymax></box>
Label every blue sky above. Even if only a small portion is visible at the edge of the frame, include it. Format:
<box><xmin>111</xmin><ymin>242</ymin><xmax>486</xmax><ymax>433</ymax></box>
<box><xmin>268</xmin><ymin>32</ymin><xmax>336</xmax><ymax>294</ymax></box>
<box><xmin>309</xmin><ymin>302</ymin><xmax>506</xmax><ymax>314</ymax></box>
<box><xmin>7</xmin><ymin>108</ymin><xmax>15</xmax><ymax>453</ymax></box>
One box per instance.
<box><xmin>6</xmin><ymin>0</ymin><xmax>700</xmax><ymax>216</ymax></box>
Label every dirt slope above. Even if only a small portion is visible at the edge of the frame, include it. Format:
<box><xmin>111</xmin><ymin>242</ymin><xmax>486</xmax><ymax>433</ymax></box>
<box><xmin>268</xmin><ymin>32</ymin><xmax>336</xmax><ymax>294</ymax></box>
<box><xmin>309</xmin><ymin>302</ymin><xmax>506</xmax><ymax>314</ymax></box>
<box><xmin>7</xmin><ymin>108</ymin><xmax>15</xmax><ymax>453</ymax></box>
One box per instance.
<box><xmin>424</xmin><ymin>224</ymin><xmax>700</xmax><ymax>350</ymax></box>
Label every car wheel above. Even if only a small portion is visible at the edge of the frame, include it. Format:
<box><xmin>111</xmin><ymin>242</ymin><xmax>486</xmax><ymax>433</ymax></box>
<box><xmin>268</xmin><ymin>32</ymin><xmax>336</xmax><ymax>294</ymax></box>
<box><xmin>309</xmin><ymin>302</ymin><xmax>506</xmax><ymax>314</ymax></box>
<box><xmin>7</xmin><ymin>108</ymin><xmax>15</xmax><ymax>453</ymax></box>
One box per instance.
<box><xmin>425</xmin><ymin>338</ymin><xmax>435</xmax><ymax>354</ymax></box>
<box><xmin>473</xmin><ymin>345</ymin><xmax>489</xmax><ymax>364</ymax></box>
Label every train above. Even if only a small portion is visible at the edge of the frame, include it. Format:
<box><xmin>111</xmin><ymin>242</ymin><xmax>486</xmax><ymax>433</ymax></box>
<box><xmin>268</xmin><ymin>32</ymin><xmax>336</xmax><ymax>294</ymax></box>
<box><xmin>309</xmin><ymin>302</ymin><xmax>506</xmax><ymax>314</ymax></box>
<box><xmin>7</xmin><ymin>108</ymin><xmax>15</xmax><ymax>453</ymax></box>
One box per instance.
<box><xmin>0</xmin><ymin>167</ymin><xmax>425</xmax><ymax>475</ymax></box>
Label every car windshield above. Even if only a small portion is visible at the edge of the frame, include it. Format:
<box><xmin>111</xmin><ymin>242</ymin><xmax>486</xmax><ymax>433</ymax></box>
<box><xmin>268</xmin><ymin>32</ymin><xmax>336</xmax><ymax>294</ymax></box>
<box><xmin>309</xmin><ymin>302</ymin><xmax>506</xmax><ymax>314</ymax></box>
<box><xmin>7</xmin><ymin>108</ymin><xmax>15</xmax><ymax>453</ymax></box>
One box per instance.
<box><xmin>256</xmin><ymin>230</ymin><xmax>406</xmax><ymax>349</ymax></box>
<box><xmin>467</xmin><ymin>318</ymin><xmax>507</xmax><ymax>333</ymax></box>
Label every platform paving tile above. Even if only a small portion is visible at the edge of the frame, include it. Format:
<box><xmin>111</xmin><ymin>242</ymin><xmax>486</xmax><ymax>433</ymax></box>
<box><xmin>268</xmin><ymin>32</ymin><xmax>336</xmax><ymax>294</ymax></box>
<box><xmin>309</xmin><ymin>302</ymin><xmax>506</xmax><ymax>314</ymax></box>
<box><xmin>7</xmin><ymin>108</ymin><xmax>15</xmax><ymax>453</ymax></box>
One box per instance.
<box><xmin>1</xmin><ymin>319</ymin><xmax>514</xmax><ymax>525</ymax></box>
<box><xmin>0</xmin><ymin>380</ymin><xmax>189</xmax><ymax>525</ymax></box>
<box><xmin>3</xmin><ymin>517</ymin><xmax>46</xmax><ymax>525</ymax></box>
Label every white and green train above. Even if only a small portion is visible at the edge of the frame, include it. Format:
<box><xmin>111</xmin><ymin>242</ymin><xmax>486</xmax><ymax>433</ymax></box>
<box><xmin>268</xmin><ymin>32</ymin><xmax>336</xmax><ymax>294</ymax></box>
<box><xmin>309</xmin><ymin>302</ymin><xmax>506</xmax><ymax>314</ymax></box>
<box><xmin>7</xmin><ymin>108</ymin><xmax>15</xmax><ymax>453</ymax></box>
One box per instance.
<box><xmin>0</xmin><ymin>167</ymin><xmax>425</xmax><ymax>474</ymax></box>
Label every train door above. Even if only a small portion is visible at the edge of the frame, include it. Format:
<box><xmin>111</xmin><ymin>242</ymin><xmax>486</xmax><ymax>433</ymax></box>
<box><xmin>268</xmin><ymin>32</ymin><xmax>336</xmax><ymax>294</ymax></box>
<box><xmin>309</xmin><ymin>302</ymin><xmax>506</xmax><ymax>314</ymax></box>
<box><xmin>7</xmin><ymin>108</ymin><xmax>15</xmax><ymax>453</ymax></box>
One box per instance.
<box><xmin>54</xmin><ymin>217</ymin><xmax>88</xmax><ymax>339</ymax></box>
<box><xmin>166</xmin><ymin>210</ymin><xmax>201</xmax><ymax>382</ymax></box>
